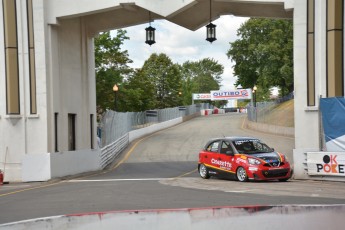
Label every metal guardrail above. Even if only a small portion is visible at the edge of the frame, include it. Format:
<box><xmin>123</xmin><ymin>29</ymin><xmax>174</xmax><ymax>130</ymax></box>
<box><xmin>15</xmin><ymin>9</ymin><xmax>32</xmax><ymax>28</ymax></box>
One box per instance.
<box><xmin>100</xmin><ymin>133</ymin><xmax>129</xmax><ymax>169</ymax></box>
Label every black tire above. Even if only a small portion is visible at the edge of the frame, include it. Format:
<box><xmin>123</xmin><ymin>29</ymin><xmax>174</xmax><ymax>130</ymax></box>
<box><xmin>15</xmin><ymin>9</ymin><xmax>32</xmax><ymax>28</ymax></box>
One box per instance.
<box><xmin>236</xmin><ymin>167</ymin><xmax>248</xmax><ymax>182</ymax></box>
<box><xmin>278</xmin><ymin>178</ymin><xmax>289</xmax><ymax>182</ymax></box>
<box><xmin>199</xmin><ymin>164</ymin><xmax>210</xmax><ymax>179</ymax></box>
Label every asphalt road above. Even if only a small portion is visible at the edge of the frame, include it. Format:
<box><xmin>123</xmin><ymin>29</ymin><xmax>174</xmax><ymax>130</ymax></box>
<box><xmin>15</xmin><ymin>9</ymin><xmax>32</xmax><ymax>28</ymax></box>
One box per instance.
<box><xmin>1</xmin><ymin>113</ymin><xmax>345</xmax><ymax>224</ymax></box>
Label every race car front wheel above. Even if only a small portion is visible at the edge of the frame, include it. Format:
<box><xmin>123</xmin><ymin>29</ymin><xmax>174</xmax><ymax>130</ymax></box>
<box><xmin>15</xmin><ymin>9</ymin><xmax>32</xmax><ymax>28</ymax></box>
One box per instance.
<box><xmin>199</xmin><ymin>164</ymin><xmax>210</xmax><ymax>179</ymax></box>
<box><xmin>236</xmin><ymin>167</ymin><xmax>248</xmax><ymax>182</ymax></box>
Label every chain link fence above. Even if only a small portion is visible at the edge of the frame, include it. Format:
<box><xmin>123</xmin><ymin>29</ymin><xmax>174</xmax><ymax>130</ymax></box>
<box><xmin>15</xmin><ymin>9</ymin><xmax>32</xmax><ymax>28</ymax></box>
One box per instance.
<box><xmin>98</xmin><ymin>103</ymin><xmax>211</xmax><ymax>148</ymax></box>
<box><xmin>98</xmin><ymin>103</ymin><xmax>211</xmax><ymax>169</ymax></box>
<box><xmin>247</xmin><ymin>92</ymin><xmax>294</xmax><ymax>127</ymax></box>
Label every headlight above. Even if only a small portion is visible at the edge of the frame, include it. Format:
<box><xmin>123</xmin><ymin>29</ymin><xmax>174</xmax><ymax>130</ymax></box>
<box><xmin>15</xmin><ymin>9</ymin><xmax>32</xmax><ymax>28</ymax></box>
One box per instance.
<box><xmin>248</xmin><ymin>158</ymin><xmax>261</xmax><ymax>165</ymax></box>
<box><xmin>280</xmin><ymin>153</ymin><xmax>289</xmax><ymax>163</ymax></box>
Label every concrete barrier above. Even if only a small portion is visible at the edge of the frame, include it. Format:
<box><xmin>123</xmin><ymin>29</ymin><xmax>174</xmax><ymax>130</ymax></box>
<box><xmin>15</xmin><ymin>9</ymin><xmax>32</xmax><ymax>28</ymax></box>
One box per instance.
<box><xmin>1</xmin><ymin>205</ymin><xmax>344</xmax><ymax>230</ymax></box>
<box><xmin>244</xmin><ymin>119</ymin><xmax>295</xmax><ymax>137</ymax></box>
<box><xmin>128</xmin><ymin>117</ymin><xmax>183</xmax><ymax>143</ymax></box>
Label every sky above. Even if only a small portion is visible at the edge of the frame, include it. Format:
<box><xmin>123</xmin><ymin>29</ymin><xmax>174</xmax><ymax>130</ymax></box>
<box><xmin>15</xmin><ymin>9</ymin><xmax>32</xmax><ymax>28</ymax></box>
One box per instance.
<box><xmin>121</xmin><ymin>15</ymin><xmax>248</xmax><ymax>90</ymax></box>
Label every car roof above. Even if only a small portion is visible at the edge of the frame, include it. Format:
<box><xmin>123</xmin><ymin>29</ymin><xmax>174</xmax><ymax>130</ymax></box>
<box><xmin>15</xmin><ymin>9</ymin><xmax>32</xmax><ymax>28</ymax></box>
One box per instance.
<box><xmin>203</xmin><ymin>136</ymin><xmax>262</xmax><ymax>149</ymax></box>
<box><xmin>204</xmin><ymin>137</ymin><xmax>260</xmax><ymax>147</ymax></box>
<box><xmin>225</xmin><ymin>136</ymin><xmax>260</xmax><ymax>141</ymax></box>
<box><xmin>208</xmin><ymin>136</ymin><xmax>260</xmax><ymax>142</ymax></box>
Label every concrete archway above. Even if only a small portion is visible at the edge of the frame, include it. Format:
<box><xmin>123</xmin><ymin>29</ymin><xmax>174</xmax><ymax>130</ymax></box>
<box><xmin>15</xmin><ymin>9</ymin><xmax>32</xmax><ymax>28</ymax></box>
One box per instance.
<box><xmin>2</xmin><ymin>0</ymin><xmax>341</xmax><ymax>182</ymax></box>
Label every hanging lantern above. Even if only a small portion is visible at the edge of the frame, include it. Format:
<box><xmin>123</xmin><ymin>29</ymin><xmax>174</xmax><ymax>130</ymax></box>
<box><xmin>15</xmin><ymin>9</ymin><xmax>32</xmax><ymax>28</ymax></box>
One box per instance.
<box><xmin>206</xmin><ymin>22</ymin><xmax>216</xmax><ymax>43</ymax></box>
<box><xmin>145</xmin><ymin>26</ymin><xmax>156</xmax><ymax>46</ymax></box>
<box><xmin>145</xmin><ymin>11</ymin><xmax>156</xmax><ymax>46</ymax></box>
<box><xmin>206</xmin><ymin>0</ymin><xmax>216</xmax><ymax>43</ymax></box>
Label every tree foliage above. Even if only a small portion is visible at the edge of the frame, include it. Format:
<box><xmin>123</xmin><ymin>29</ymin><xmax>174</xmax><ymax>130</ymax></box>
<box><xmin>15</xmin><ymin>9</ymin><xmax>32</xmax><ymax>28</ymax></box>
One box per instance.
<box><xmin>95</xmin><ymin>30</ymin><xmax>132</xmax><ymax>113</ymax></box>
<box><xmin>140</xmin><ymin>53</ymin><xmax>182</xmax><ymax>109</ymax></box>
<box><xmin>124</xmin><ymin>69</ymin><xmax>157</xmax><ymax>111</ymax></box>
<box><xmin>180</xmin><ymin>58</ymin><xmax>225</xmax><ymax>106</ymax></box>
<box><xmin>227</xmin><ymin>18</ymin><xmax>293</xmax><ymax>98</ymax></box>
<box><xmin>95</xmin><ymin>30</ymin><xmax>228</xmax><ymax>113</ymax></box>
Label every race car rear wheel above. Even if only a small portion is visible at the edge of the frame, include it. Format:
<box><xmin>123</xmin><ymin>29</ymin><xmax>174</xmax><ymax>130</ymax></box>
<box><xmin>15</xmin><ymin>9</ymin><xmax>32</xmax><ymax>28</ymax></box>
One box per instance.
<box><xmin>199</xmin><ymin>164</ymin><xmax>210</xmax><ymax>179</ymax></box>
<box><xmin>236</xmin><ymin>167</ymin><xmax>248</xmax><ymax>182</ymax></box>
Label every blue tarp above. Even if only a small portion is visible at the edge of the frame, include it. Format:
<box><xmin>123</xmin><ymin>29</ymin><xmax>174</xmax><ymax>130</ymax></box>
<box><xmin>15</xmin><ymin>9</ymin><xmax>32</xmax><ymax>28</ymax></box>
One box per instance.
<box><xmin>320</xmin><ymin>97</ymin><xmax>345</xmax><ymax>151</ymax></box>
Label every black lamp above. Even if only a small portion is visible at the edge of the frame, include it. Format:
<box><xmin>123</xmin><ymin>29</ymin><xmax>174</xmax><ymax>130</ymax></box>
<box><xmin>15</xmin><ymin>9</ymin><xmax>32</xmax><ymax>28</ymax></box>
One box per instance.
<box><xmin>145</xmin><ymin>12</ymin><xmax>156</xmax><ymax>46</ymax></box>
<box><xmin>206</xmin><ymin>0</ymin><xmax>216</xmax><ymax>43</ymax></box>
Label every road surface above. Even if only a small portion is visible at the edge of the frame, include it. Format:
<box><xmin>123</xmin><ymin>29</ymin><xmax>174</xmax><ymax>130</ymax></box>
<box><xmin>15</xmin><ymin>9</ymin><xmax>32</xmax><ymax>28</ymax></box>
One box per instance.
<box><xmin>1</xmin><ymin>114</ymin><xmax>344</xmax><ymax>224</ymax></box>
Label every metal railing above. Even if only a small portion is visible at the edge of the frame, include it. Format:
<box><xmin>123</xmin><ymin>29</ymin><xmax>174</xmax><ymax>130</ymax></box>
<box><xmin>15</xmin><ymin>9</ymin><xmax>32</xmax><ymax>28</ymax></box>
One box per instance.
<box><xmin>98</xmin><ymin>103</ymin><xmax>211</xmax><ymax>169</ymax></box>
<box><xmin>98</xmin><ymin>103</ymin><xmax>211</xmax><ymax>148</ymax></box>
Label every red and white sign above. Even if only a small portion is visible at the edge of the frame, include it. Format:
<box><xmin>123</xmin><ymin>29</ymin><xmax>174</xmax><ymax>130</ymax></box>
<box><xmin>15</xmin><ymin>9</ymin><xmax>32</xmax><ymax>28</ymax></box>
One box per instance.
<box><xmin>210</xmin><ymin>89</ymin><xmax>252</xmax><ymax>101</ymax></box>
<box><xmin>192</xmin><ymin>93</ymin><xmax>211</xmax><ymax>100</ymax></box>
<box><xmin>307</xmin><ymin>152</ymin><xmax>345</xmax><ymax>176</ymax></box>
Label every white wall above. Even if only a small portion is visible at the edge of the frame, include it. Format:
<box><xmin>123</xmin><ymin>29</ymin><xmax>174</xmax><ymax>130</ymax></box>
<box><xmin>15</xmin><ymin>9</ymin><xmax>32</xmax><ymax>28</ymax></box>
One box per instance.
<box><xmin>128</xmin><ymin>118</ymin><xmax>183</xmax><ymax>142</ymax></box>
<box><xmin>2</xmin><ymin>205</ymin><xmax>344</xmax><ymax>230</ymax></box>
<box><xmin>292</xmin><ymin>0</ymin><xmax>322</xmax><ymax>179</ymax></box>
<box><xmin>22</xmin><ymin>149</ymin><xmax>102</xmax><ymax>182</ymax></box>
<box><xmin>0</xmin><ymin>0</ymin><xmax>49</xmax><ymax>182</ymax></box>
<box><xmin>50</xmin><ymin>149</ymin><xmax>101</xmax><ymax>178</ymax></box>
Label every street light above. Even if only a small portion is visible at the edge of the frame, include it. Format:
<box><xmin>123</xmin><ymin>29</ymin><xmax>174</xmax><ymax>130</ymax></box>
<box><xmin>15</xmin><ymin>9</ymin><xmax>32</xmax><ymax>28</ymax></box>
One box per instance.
<box><xmin>145</xmin><ymin>11</ymin><xmax>156</xmax><ymax>46</ymax></box>
<box><xmin>113</xmin><ymin>84</ymin><xmax>118</xmax><ymax>111</ymax></box>
<box><xmin>253</xmin><ymin>85</ymin><xmax>257</xmax><ymax>107</ymax></box>
<box><xmin>206</xmin><ymin>0</ymin><xmax>217</xmax><ymax>43</ymax></box>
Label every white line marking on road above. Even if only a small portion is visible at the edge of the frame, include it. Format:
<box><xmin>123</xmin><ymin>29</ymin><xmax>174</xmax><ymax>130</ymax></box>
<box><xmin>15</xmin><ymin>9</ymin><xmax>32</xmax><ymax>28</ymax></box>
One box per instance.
<box><xmin>68</xmin><ymin>178</ymin><xmax>173</xmax><ymax>183</ymax></box>
<box><xmin>225</xmin><ymin>190</ymin><xmax>256</xmax><ymax>193</ymax></box>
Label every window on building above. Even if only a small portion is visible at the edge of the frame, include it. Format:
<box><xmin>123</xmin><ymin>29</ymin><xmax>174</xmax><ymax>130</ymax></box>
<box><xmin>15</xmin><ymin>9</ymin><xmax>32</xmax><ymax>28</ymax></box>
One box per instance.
<box><xmin>327</xmin><ymin>0</ymin><xmax>344</xmax><ymax>97</ymax></box>
<box><xmin>68</xmin><ymin>114</ymin><xmax>76</xmax><ymax>151</ymax></box>
<box><xmin>307</xmin><ymin>0</ymin><xmax>316</xmax><ymax>106</ymax></box>
<box><xmin>27</xmin><ymin>0</ymin><xmax>37</xmax><ymax>114</ymax></box>
<box><xmin>90</xmin><ymin>114</ymin><xmax>94</xmax><ymax>149</ymax></box>
<box><xmin>55</xmin><ymin>113</ymin><xmax>59</xmax><ymax>152</ymax></box>
<box><xmin>3</xmin><ymin>0</ymin><xmax>20</xmax><ymax>114</ymax></box>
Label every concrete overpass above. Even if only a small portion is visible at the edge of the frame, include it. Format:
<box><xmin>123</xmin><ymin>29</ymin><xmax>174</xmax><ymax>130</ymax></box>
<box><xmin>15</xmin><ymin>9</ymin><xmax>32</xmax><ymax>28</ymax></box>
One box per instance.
<box><xmin>1</xmin><ymin>0</ymin><xmax>344</xmax><ymax>182</ymax></box>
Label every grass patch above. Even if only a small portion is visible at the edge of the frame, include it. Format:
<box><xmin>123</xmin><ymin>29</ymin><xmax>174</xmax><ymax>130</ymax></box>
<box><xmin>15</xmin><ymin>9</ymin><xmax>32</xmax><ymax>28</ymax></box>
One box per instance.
<box><xmin>257</xmin><ymin>99</ymin><xmax>294</xmax><ymax>127</ymax></box>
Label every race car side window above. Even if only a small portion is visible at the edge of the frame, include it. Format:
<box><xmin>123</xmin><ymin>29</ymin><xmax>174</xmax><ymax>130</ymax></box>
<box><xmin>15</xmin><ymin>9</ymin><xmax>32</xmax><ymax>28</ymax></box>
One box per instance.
<box><xmin>206</xmin><ymin>141</ymin><xmax>220</xmax><ymax>152</ymax></box>
<box><xmin>220</xmin><ymin>141</ymin><xmax>233</xmax><ymax>155</ymax></box>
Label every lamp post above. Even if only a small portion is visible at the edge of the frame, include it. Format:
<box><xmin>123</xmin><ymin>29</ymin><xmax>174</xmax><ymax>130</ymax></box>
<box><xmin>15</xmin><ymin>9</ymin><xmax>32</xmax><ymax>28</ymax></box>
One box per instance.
<box><xmin>252</xmin><ymin>85</ymin><xmax>257</xmax><ymax>122</ymax></box>
<box><xmin>253</xmin><ymin>85</ymin><xmax>257</xmax><ymax>107</ymax></box>
<box><xmin>113</xmin><ymin>84</ymin><xmax>118</xmax><ymax>111</ymax></box>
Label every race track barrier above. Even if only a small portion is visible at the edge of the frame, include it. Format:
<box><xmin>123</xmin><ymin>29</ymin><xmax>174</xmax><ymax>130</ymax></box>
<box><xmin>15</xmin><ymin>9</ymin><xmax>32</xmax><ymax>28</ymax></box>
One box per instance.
<box><xmin>0</xmin><ymin>205</ymin><xmax>344</xmax><ymax>230</ymax></box>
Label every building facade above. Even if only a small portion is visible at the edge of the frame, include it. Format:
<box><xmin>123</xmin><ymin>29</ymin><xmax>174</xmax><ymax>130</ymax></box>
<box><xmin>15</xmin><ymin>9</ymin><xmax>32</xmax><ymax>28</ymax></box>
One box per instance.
<box><xmin>0</xmin><ymin>0</ymin><xmax>344</xmax><ymax>182</ymax></box>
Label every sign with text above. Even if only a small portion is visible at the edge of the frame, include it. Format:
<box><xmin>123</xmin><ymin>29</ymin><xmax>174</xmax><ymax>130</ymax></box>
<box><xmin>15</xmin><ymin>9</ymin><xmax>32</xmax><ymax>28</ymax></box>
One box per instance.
<box><xmin>307</xmin><ymin>152</ymin><xmax>345</xmax><ymax>176</ymax></box>
<box><xmin>210</xmin><ymin>89</ymin><xmax>252</xmax><ymax>101</ymax></box>
<box><xmin>192</xmin><ymin>93</ymin><xmax>211</xmax><ymax>100</ymax></box>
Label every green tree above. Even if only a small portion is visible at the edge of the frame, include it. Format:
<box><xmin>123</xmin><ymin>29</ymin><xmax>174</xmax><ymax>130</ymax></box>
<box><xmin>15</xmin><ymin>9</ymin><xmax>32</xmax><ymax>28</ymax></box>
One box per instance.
<box><xmin>95</xmin><ymin>30</ymin><xmax>132</xmax><ymax>113</ymax></box>
<box><xmin>227</xmin><ymin>18</ymin><xmax>293</xmax><ymax>98</ymax></box>
<box><xmin>181</xmin><ymin>58</ymin><xmax>224</xmax><ymax>105</ymax></box>
<box><xmin>141</xmin><ymin>53</ymin><xmax>182</xmax><ymax>108</ymax></box>
<box><xmin>125</xmin><ymin>69</ymin><xmax>156</xmax><ymax>111</ymax></box>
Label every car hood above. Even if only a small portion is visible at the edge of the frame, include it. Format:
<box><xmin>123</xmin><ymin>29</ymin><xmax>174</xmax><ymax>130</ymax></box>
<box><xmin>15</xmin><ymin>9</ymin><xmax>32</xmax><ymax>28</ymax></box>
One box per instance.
<box><xmin>249</xmin><ymin>152</ymin><xmax>281</xmax><ymax>163</ymax></box>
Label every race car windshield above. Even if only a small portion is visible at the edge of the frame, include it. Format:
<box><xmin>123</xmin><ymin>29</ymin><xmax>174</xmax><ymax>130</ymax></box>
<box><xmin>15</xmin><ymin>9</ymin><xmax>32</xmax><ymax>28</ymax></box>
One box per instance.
<box><xmin>232</xmin><ymin>140</ymin><xmax>274</xmax><ymax>154</ymax></box>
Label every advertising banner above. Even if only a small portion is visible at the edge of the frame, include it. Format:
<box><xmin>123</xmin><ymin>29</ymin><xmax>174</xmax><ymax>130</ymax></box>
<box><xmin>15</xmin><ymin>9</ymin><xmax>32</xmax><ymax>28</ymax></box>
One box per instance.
<box><xmin>192</xmin><ymin>93</ymin><xmax>211</xmax><ymax>100</ymax></box>
<box><xmin>307</xmin><ymin>152</ymin><xmax>345</xmax><ymax>176</ymax></box>
<box><xmin>210</xmin><ymin>89</ymin><xmax>252</xmax><ymax>101</ymax></box>
<box><xmin>320</xmin><ymin>97</ymin><xmax>345</xmax><ymax>151</ymax></box>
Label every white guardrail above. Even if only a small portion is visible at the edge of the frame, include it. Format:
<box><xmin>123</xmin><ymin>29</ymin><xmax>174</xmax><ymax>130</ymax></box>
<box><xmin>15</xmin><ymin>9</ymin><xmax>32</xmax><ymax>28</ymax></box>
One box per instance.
<box><xmin>0</xmin><ymin>205</ymin><xmax>344</xmax><ymax>230</ymax></box>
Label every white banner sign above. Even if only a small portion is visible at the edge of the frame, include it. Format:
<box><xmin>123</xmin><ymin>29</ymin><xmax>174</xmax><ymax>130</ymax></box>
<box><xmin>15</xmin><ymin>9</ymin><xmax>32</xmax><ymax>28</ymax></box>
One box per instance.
<box><xmin>192</xmin><ymin>93</ymin><xmax>211</xmax><ymax>100</ymax></box>
<box><xmin>307</xmin><ymin>152</ymin><xmax>345</xmax><ymax>176</ymax></box>
<box><xmin>210</xmin><ymin>89</ymin><xmax>252</xmax><ymax>101</ymax></box>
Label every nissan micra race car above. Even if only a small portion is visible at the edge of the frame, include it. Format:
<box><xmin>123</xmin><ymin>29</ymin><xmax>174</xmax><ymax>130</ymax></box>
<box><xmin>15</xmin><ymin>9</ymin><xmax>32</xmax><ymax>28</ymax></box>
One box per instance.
<box><xmin>198</xmin><ymin>137</ymin><xmax>293</xmax><ymax>182</ymax></box>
